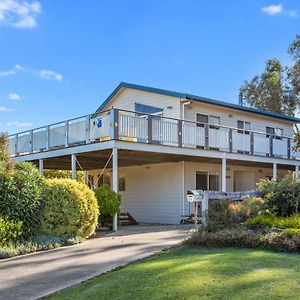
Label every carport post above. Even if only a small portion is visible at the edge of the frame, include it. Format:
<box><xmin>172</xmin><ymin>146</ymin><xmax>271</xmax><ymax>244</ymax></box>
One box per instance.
<box><xmin>39</xmin><ymin>159</ymin><xmax>44</xmax><ymax>176</ymax></box>
<box><xmin>221</xmin><ymin>157</ymin><xmax>226</xmax><ymax>192</ymax></box>
<box><xmin>112</xmin><ymin>147</ymin><xmax>118</xmax><ymax>232</ymax></box>
<box><xmin>295</xmin><ymin>165</ymin><xmax>299</xmax><ymax>179</ymax></box>
<box><xmin>71</xmin><ymin>154</ymin><xmax>76</xmax><ymax>180</ymax></box>
<box><xmin>272</xmin><ymin>163</ymin><xmax>277</xmax><ymax>181</ymax></box>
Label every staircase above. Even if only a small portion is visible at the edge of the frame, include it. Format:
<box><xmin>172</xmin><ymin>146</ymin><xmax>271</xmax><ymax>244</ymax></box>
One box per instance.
<box><xmin>119</xmin><ymin>212</ymin><xmax>139</xmax><ymax>226</ymax></box>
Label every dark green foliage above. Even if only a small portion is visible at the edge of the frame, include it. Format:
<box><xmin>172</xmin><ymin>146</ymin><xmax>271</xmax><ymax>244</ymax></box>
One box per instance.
<box><xmin>206</xmin><ymin>199</ymin><xmax>240</xmax><ymax>232</ymax></box>
<box><xmin>0</xmin><ymin>216</ymin><xmax>23</xmax><ymax>246</ymax></box>
<box><xmin>257</xmin><ymin>177</ymin><xmax>300</xmax><ymax>217</ymax></box>
<box><xmin>0</xmin><ymin>162</ymin><xmax>45</xmax><ymax>238</ymax></box>
<box><xmin>95</xmin><ymin>184</ymin><xmax>121</xmax><ymax>227</ymax></box>
<box><xmin>41</xmin><ymin>179</ymin><xmax>99</xmax><ymax>239</ymax></box>
<box><xmin>240</xmin><ymin>35</ymin><xmax>300</xmax><ymax>116</ymax></box>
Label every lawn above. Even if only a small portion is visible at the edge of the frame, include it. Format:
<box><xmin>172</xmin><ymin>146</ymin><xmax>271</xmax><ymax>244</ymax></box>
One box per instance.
<box><xmin>47</xmin><ymin>247</ymin><xmax>300</xmax><ymax>300</ymax></box>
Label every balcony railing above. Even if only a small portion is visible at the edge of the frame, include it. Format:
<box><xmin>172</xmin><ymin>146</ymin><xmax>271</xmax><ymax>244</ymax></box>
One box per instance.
<box><xmin>8</xmin><ymin>108</ymin><xmax>300</xmax><ymax>160</ymax></box>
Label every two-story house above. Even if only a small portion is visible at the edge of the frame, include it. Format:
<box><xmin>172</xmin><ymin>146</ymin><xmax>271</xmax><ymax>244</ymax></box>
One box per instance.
<box><xmin>9</xmin><ymin>82</ymin><xmax>300</xmax><ymax>225</ymax></box>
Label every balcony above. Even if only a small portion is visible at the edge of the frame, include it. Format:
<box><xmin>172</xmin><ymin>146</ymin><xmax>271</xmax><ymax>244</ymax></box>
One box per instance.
<box><xmin>8</xmin><ymin>108</ymin><xmax>300</xmax><ymax>160</ymax></box>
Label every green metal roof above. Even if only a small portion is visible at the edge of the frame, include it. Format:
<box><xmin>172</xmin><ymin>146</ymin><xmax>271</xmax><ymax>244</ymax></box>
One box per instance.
<box><xmin>95</xmin><ymin>82</ymin><xmax>300</xmax><ymax>123</ymax></box>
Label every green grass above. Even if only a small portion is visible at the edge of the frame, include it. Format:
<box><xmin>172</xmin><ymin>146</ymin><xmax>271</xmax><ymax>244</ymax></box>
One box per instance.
<box><xmin>47</xmin><ymin>247</ymin><xmax>300</xmax><ymax>300</ymax></box>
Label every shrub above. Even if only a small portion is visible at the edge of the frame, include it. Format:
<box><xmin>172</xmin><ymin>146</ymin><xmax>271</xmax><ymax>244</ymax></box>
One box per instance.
<box><xmin>41</xmin><ymin>179</ymin><xmax>99</xmax><ymax>239</ymax></box>
<box><xmin>0</xmin><ymin>132</ymin><xmax>13</xmax><ymax>173</ymax></box>
<box><xmin>276</xmin><ymin>228</ymin><xmax>300</xmax><ymax>239</ymax></box>
<box><xmin>0</xmin><ymin>235</ymin><xmax>83</xmax><ymax>259</ymax></box>
<box><xmin>206</xmin><ymin>199</ymin><xmax>240</xmax><ymax>232</ymax></box>
<box><xmin>229</xmin><ymin>197</ymin><xmax>264</xmax><ymax>220</ymax></box>
<box><xmin>246</xmin><ymin>213</ymin><xmax>300</xmax><ymax>229</ymax></box>
<box><xmin>95</xmin><ymin>184</ymin><xmax>121</xmax><ymax>227</ymax></box>
<box><xmin>44</xmin><ymin>169</ymin><xmax>85</xmax><ymax>184</ymax></box>
<box><xmin>257</xmin><ymin>176</ymin><xmax>300</xmax><ymax>217</ymax></box>
<box><xmin>188</xmin><ymin>227</ymin><xmax>261</xmax><ymax>249</ymax></box>
<box><xmin>0</xmin><ymin>162</ymin><xmax>45</xmax><ymax>238</ymax></box>
<box><xmin>0</xmin><ymin>216</ymin><xmax>23</xmax><ymax>246</ymax></box>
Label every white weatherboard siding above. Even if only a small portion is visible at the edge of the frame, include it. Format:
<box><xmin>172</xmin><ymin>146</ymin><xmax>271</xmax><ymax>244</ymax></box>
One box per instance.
<box><xmin>119</xmin><ymin>162</ymin><xmax>183</xmax><ymax>224</ymax></box>
<box><xmin>184</xmin><ymin>102</ymin><xmax>294</xmax><ymax>137</ymax></box>
<box><xmin>103</xmin><ymin>88</ymin><xmax>182</xmax><ymax>119</ymax></box>
<box><xmin>88</xmin><ymin>161</ymin><xmax>290</xmax><ymax>224</ymax></box>
<box><xmin>89</xmin><ymin>162</ymin><xmax>183</xmax><ymax>224</ymax></box>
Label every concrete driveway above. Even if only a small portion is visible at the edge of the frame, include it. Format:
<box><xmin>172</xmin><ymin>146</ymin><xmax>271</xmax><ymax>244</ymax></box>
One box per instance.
<box><xmin>0</xmin><ymin>225</ymin><xmax>191</xmax><ymax>300</ymax></box>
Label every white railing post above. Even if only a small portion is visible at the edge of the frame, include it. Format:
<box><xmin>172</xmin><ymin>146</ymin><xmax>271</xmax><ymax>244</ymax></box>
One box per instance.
<box><xmin>46</xmin><ymin>125</ymin><xmax>50</xmax><ymax>150</ymax></box>
<box><xmin>65</xmin><ymin>121</ymin><xmax>69</xmax><ymax>147</ymax></box>
<box><xmin>15</xmin><ymin>133</ymin><xmax>18</xmax><ymax>155</ymax></box>
<box><xmin>112</xmin><ymin>147</ymin><xmax>118</xmax><ymax>232</ymax></box>
<box><xmin>29</xmin><ymin>130</ymin><xmax>33</xmax><ymax>153</ymax></box>
<box><xmin>71</xmin><ymin>154</ymin><xmax>76</xmax><ymax>180</ymax></box>
<box><xmin>85</xmin><ymin>115</ymin><xmax>90</xmax><ymax>144</ymax></box>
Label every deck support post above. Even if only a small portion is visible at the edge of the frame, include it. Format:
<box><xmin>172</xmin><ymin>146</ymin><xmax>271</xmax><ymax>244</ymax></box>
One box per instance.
<box><xmin>39</xmin><ymin>159</ymin><xmax>44</xmax><ymax>176</ymax></box>
<box><xmin>295</xmin><ymin>165</ymin><xmax>299</xmax><ymax>179</ymax></box>
<box><xmin>221</xmin><ymin>157</ymin><xmax>227</xmax><ymax>192</ymax></box>
<box><xmin>71</xmin><ymin>154</ymin><xmax>76</xmax><ymax>180</ymax></box>
<box><xmin>272</xmin><ymin>163</ymin><xmax>277</xmax><ymax>181</ymax></box>
<box><xmin>112</xmin><ymin>147</ymin><xmax>118</xmax><ymax>232</ymax></box>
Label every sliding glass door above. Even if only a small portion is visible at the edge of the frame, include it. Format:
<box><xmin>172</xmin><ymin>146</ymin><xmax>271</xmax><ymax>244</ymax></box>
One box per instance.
<box><xmin>196</xmin><ymin>171</ymin><xmax>219</xmax><ymax>191</ymax></box>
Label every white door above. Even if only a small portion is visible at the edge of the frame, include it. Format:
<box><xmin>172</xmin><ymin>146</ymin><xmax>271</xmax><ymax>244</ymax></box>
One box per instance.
<box><xmin>234</xmin><ymin>171</ymin><xmax>255</xmax><ymax>191</ymax></box>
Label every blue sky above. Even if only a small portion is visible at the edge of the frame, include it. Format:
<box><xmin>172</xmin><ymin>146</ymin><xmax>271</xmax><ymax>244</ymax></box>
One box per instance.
<box><xmin>0</xmin><ymin>0</ymin><xmax>299</xmax><ymax>134</ymax></box>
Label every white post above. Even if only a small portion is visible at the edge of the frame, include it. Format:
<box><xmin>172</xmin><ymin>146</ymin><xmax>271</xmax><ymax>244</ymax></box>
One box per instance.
<box><xmin>112</xmin><ymin>148</ymin><xmax>118</xmax><ymax>232</ymax></box>
<box><xmin>71</xmin><ymin>154</ymin><xmax>76</xmax><ymax>180</ymax></box>
<box><xmin>182</xmin><ymin>161</ymin><xmax>185</xmax><ymax>216</ymax></box>
<box><xmin>201</xmin><ymin>192</ymin><xmax>209</xmax><ymax>229</ymax></box>
<box><xmin>222</xmin><ymin>157</ymin><xmax>227</xmax><ymax>192</ymax></box>
<box><xmin>273</xmin><ymin>163</ymin><xmax>277</xmax><ymax>181</ymax></box>
<box><xmin>295</xmin><ymin>165</ymin><xmax>299</xmax><ymax>179</ymax></box>
<box><xmin>39</xmin><ymin>159</ymin><xmax>44</xmax><ymax>176</ymax></box>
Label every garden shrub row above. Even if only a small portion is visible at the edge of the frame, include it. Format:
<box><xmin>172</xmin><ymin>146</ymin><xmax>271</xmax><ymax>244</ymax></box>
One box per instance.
<box><xmin>246</xmin><ymin>213</ymin><xmax>300</xmax><ymax>229</ymax></box>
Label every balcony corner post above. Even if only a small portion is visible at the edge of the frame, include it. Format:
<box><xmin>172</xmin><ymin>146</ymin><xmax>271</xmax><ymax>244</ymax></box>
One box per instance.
<box><xmin>287</xmin><ymin>138</ymin><xmax>291</xmax><ymax>159</ymax></box>
<box><xmin>147</xmin><ymin>115</ymin><xmax>153</xmax><ymax>144</ymax></box>
<box><xmin>204</xmin><ymin>124</ymin><xmax>209</xmax><ymax>150</ymax></box>
<box><xmin>228</xmin><ymin>128</ymin><xmax>233</xmax><ymax>152</ymax></box>
<box><xmin>110</xmin><ymin>108</ymin><xmax>119</xmax><ymax>140</ymax></box>
<box><xmin>178</xmin><ymin>120</ymin><xmax>183</xmax><ymax>147</ymax></box>
<box><xmin>85</xmin><ymin>115</ymin><xmax>90</xmax><ymax>144</ymax></box>
<box><xmin>250</xmin><ymin>132</ymin><xmax>254</xmax><ymax>155</ymax></box>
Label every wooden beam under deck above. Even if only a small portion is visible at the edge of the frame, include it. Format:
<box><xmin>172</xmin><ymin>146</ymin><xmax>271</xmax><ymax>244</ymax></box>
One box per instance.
<box><xmin>29</xmin><ymin>148</ymin><xmax>295</xmax><ymax>171</ymax></box>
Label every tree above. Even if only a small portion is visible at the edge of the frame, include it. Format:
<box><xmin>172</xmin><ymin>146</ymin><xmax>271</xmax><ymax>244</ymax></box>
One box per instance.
<box><xmin>240</xmin><ymin>35</ymin><xmax>300</xmax><ymax>116</ymax></box>
<box><xmin>0</xmin><ymin>132</ymin><xmax>13</xmax><ymax>173</ymax></box>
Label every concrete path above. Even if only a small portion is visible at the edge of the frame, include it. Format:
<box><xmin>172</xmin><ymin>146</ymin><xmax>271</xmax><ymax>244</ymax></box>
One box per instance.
<box><xmin>0</xmin><ymin>225</ymin><xmax>191</xmax><ymax>300</ymax></box>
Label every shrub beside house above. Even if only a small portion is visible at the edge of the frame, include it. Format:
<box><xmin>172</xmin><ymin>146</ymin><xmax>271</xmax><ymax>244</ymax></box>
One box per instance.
<box><xmin>0</xmin><ymin>132</ymin><xmax>120</xmax><ymax>259</ymax></box>
<box><xmin>188</xmin><ymin>176</ymin><xmax>300</xmax><ymax>253</ymax></box>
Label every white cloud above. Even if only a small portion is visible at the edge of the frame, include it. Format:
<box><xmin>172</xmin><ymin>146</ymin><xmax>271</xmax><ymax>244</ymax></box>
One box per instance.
<box><xmin>39</xmin><ymin>70</ymin><xmax>62</xmax><ymax>81</ymax></box>
<box><xmin>0</xmin><ymin>0</ymin><xmax>41</xmax><ymax>28</ymax></box>
<box><xmin>0</xmin><ymin>105</ymin><xmax>14</xmax><ymax>112</ymax></box>
<box><xmin>0</xmin><ymin>69</ymin><xmax>15</xmax><ymax>76</ymax></box>
<box><xmin>261</xmin><ymin>4</ymin><xmax>283</xmax><ymax>15</ymax></box>
<box><xmin>14</xmin><ymin>64</ymin><xmax>26</xmax><ymax>71</ymax></box>
<box><xmin>287</xmin><ymin>10</ymin><xmax>298</xmax><ymax>18</ymax></box>
<box><xmin>8</xmin><ymin>92</ymin><xmax>21</xmax><ymax>100</ymax></box>
<box><xmin>7</xmin><ymin>120</ymin><xmax>32</xmax><ymax>127</ymax></box>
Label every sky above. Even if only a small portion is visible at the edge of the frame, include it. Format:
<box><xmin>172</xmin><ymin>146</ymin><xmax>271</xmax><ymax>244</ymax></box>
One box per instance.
<box><xmin>0</xmin><ymin>0</ymin><xmax>299</xmax><ymax>134</ymax></box>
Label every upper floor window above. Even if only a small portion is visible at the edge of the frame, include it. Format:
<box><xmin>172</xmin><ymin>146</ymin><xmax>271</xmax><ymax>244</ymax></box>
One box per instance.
<box><xmin>237</xmin><ymin>120</ymin><xmax>251</xmax><ymax>134</ymax></box>
<box><xmin>197</xmin><ymin>114</ymin><xmax>220</xmax><ymax>128</ymax></box>
<box><xmin>266</xmin><ymin>126</ymin><xmax>283</xmax><ymax>139</ymax></box>
<box><xmin>135</xmin><ymin>103</ymin><xmax>163</xmax><ymax>115</ymax></box>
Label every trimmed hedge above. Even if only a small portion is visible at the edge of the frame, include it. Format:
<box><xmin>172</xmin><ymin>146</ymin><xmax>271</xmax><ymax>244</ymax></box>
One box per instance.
<box><xmin>0</xmin><ymin>216</ymin><xmax>23</xmax><ymax>246</ymax></box>
<box><xmin>95</xmin><ymin>184</ymin><xmax>121</xmax><ymax>227</ymax></box>
<box><xmin>41</xmin><ymin>179</ymin><xmax>99</xmax><ymax>239</ymax></box>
